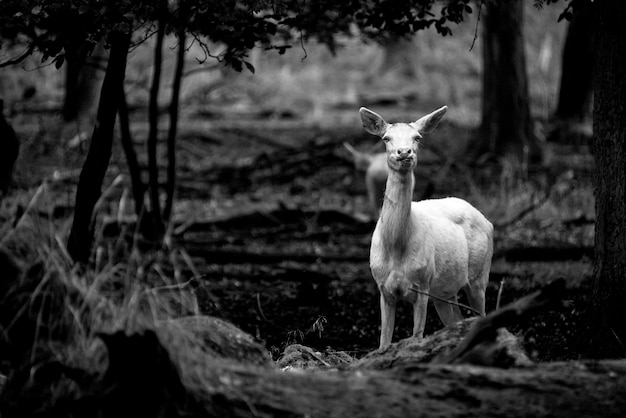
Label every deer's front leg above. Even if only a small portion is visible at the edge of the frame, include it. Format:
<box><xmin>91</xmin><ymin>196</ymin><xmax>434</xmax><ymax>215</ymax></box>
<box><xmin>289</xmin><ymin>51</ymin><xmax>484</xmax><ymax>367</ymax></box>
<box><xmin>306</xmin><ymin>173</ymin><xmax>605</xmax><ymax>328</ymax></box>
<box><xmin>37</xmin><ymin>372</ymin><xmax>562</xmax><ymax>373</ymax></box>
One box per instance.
<box><xmin>412</xmin><ymin>289</ymin><xmax>429</xmax><ymax>339</ymax></box>
<box><xmin>379</xmin><ymin>293</ymin><xmax>396</xmax><ymax>348</ymax></box>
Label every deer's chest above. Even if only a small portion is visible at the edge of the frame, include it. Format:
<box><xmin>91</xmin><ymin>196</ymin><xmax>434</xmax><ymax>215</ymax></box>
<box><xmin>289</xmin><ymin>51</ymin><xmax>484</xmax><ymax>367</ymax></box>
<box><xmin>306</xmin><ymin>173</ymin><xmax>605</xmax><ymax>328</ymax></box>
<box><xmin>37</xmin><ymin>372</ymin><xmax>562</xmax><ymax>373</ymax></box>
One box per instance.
<box><xmin>369</xmin><ymin>234</ymin><xmax>431</xmax><ymax>286</ymax></box>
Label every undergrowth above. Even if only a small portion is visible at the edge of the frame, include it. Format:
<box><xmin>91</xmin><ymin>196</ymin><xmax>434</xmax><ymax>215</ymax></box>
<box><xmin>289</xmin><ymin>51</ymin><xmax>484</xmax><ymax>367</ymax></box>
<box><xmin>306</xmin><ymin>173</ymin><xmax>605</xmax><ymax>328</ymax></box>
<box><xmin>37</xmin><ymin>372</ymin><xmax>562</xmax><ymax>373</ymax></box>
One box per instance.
<box><xmin>0</xmin><ymin>178</ymin><xmax>214</xmax><ymax>407</ymax></box>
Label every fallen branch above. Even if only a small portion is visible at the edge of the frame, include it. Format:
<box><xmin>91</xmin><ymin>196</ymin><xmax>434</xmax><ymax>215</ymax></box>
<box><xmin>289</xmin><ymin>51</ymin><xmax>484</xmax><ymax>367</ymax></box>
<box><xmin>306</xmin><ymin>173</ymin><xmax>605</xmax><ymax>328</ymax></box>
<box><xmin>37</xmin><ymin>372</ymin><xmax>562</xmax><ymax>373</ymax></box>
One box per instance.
<box><xmin>409</xmin><ymin>285</ymin><xmax>482</xmax><ymax>316</ymax></box>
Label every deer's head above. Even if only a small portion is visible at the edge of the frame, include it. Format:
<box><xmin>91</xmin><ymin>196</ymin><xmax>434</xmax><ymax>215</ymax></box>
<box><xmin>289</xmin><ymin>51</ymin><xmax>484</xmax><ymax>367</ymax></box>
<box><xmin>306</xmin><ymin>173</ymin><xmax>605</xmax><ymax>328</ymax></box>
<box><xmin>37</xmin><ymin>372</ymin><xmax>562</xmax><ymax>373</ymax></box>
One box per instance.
<box><xmin>359</xmin><ymin>106</ymin><xmax>447</xmax><ymax>173</ymax></box>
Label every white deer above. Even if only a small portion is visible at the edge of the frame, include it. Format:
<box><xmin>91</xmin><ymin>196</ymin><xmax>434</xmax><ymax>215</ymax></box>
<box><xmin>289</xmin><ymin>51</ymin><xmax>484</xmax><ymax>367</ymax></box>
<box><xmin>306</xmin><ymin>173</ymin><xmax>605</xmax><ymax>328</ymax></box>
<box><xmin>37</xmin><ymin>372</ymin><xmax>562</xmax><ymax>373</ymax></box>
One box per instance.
<box><xmin>360</xmin><ymin>106</ymin><xmax>493</xmax><ymax>348</ymax></box>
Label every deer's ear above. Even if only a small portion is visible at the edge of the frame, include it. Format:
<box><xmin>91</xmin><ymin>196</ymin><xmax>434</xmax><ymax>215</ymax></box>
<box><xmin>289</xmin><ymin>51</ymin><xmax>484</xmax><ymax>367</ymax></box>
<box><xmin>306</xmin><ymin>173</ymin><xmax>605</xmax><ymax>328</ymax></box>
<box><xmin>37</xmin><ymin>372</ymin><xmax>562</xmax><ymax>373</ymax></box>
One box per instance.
<box><xmin>410</xmin><ymin>106</ymin><xmax>447</xmax><ymax>134</ymax></box>
<box><xmin>359</xmin><ymin>107</ymin><xmax>388</xmax><ymax>137</ymax></box>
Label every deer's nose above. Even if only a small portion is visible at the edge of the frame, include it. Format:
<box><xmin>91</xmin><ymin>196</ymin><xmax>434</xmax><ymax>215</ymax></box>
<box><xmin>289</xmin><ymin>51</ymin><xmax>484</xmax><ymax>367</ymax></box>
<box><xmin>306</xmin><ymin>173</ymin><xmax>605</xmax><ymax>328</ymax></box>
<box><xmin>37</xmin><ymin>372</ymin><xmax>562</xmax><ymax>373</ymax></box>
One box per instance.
<box><xmin>396</xmin><ymin>148</ymin><xmax>413</xmax><ymax>158</ymax></box>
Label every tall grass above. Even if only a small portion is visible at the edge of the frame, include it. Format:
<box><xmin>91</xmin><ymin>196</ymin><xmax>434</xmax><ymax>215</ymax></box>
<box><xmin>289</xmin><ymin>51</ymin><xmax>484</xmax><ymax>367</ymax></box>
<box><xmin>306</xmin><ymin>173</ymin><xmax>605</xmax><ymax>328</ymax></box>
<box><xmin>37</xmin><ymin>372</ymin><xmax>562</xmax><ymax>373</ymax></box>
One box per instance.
<box><xmin>0</xmin><ymin>177</ymin><xmax>203</xmax><ymax>384</ymax></box>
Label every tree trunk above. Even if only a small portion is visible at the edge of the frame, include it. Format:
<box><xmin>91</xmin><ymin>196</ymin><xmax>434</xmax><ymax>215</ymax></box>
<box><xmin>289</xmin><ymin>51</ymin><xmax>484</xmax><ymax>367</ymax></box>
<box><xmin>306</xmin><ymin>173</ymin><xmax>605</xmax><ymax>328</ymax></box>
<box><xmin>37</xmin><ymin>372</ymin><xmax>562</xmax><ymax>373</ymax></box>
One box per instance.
<box><xmin>554</xmin><ymin>2</ymin><xmax>594</xmax><ymax>122</ymax></box>
<box><xmin>62</xmin><ymin>40</ymin><xmax>91</xmax><ymax>122</ymax></box>
<box><xmin>586</xmin><ymin>0</ymin><xmax>626</xmax><ymax>359</ymax></box>
<box><xmin>118</xmin><ymin>86</ymin><xmax>145</xmax><ymax>218</ymax></box>
<box><xmin>146</xmin><ymin>19</ymin><xmax>166</xmax><ymax>240</ymax></box>
<box><xmin>476</xmin><ymin>0</ymin><xmax>542</xmax><ymax>163</ymax></box>
<box><xmin>163</xmin><ymin>31</ymin><xmax>186</xmax><ymax>222</ymax></box>
<box><xmin>0</xmin><ymin>99</ymin><xmax>19</xmax><ymax>195</ymax></box>
<box><xmin>67</xmin><ymin>31</ymin><xmax>131</xmax><ymax>264</ymax></box>
<box><xmin>62</xmin><ymin>40</ymin><xmax>106</xmax><ymax>134</ymax></box>
<box><xmin>548</xmin><ymin>1</ymin><xmax>594</xmax><ymax>144</ymax></box>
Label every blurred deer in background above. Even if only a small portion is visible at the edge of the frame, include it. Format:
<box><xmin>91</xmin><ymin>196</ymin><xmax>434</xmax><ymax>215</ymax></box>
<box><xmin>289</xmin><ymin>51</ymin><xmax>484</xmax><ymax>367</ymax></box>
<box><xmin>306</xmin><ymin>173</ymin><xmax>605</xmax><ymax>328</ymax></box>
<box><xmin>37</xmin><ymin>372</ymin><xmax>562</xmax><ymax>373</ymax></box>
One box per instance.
<box><xmin>342</xmin><ymin>142</ymin><xmax>388</xmax><ymax>219</ymax></box>
<box><xmin>360</xmin><ymin>106</ymin><xmax>493</xmax><ymax>348</ymax></box>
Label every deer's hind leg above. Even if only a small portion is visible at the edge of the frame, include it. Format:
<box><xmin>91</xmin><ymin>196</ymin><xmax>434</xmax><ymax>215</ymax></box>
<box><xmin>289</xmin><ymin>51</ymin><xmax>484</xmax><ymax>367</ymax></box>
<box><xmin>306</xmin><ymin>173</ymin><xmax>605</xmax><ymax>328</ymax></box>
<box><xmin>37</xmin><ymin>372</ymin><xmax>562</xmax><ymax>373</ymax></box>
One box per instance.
<box><xmin>411</xmin><ymin>290</ymin><xmax>430</xmax><ymax>339</ymax></box>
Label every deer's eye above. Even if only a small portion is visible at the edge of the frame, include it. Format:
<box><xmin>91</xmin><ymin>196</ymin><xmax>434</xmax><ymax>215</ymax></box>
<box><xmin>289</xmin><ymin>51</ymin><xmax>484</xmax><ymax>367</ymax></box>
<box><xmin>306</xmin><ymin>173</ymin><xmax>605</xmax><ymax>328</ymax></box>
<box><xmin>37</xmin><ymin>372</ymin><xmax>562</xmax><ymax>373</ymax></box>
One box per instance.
<box><xmin>382</xmin><ymin>136</ymin><xmax>390</xmax><ymax>142</ymax></box>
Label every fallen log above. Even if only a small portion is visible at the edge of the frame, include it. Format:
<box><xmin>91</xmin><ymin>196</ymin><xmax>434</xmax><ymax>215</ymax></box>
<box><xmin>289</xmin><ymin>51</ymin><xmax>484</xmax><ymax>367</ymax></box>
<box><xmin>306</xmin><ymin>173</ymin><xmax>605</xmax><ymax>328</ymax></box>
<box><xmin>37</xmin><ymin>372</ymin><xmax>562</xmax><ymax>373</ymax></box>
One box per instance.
<box><xmin>188</xmin><ymin>247</ymin><xmax>369</xmax><ymax>264</ymax></box>
<box><xmin>174</xmin><ymin>207</ymin><xmax>371</xmax><ymax>235</ymax></box>
<box><xmin>4</xmin><ymin>304</ymin><xmax>626</xmax><ymax>417</ymax></box>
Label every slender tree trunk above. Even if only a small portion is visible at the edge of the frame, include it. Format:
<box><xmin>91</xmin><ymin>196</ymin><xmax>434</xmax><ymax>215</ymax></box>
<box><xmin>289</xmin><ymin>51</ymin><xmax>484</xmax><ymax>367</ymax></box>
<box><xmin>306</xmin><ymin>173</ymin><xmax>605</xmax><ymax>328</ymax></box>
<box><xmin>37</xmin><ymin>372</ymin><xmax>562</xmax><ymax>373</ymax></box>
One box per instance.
<box><xmin>146</xmin><ymin>19</ymin><xmax>166</xmax><ymax>239</ymax></box>
<box><xmin>475</xmin><ymin>0</ymin><xmax>542</xmax><ymax>163</ymax></box>
<box><xmin>163</xmin><ymin>31</ymin><xmax>186</xmax><ymax>222</ymax></box>
<box><xmin>67</xmin><ymin>31</ymin><xmax>131</xmax><ymax>264</ymax></box>
<box><xmin>586</xmin><ymin>0</ymin><xmax>626</xmax><ymax>359</ymax></box>
<box><xmin>118</xmin><ymin>86</ymin><xmax>145</xmax><ymax>218</ymax></box>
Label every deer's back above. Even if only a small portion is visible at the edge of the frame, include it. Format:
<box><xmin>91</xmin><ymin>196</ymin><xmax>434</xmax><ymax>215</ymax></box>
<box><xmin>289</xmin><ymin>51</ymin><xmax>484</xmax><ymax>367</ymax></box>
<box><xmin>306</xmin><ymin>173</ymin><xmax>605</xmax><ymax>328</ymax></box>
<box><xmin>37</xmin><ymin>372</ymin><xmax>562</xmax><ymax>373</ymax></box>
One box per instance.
<box><xmin>411</xmin><ymin>197</ymin><xmax>493</xmax><ymax>267</ymax></box>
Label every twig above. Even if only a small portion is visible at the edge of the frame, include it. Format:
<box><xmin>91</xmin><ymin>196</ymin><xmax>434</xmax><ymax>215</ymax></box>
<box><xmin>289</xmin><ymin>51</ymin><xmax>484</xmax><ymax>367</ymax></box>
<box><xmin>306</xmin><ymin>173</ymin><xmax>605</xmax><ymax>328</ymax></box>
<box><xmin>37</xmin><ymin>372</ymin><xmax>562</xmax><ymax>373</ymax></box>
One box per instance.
<box><xmin>495</xmin><ymin>278</ymin><xmax>505</xmax><ymax>311</ymax></box>
<box><xmin>256</xmin><ymin>292</ymin><xmax>270</xmax><ymax>323</ymax></box>
<box><xmin>610</xmin><ymin>327</ymin><xmax>626</xmax><ymax>357</ymax></box>
<box><xmin>305</xmin><ymin>349</ymin><xmax>331</xmax><ymax>367</ymax></box>
<box><xmin>0</xmin><ymin>44</ymin><xmax>36</xmax><ymax>68</ymax></box>
<box><xmin>494</xmin><ymin>190</ymin><xmax>553</xmax><ymax>229</ymax></box>
<box><xmin>178</xmin><ymin>248</ymin><xmax>201</xmax><ymax>278</ymax></box>
<box><xmin>255</xmin><ymin>293</ymin><xmax>286</xmax><ymax>331</ymax></box>
<box><xmin>409</xmin><ymin>285</ymin><xmax>482</xmax><ymax>316</ymax></box>
<box><xmin>90</xmin><ymin>174</ymin><xmax>125</xmax><ymax>226</ymax></box>
<box><xmin>0</xmin><ymin>180</ymin><xmax>47</xmax><ymax>246</ymax></box>
<box><xmin>469</xmin><ymin>0</ymin><xmax>486</xmax><ymax>52</ymax></box>
<box><xmin>147</xmin><ymin>277</ymin><xmax>196</xmax><ymax>293</ymax></box>
<box><xmin>495</xmin><ymin>175</ymin><xmax>576</xmax><ymax>230</ymax></box>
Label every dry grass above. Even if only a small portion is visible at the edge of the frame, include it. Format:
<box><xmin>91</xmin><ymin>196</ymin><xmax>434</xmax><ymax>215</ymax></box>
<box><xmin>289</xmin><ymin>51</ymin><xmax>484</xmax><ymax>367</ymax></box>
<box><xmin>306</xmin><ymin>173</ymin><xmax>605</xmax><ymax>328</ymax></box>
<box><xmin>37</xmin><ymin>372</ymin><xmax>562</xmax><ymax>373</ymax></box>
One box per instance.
<box><xmin>0</xmin><ymin>180</ymin><xmax>204</xmax><ymax>373</ymax></box>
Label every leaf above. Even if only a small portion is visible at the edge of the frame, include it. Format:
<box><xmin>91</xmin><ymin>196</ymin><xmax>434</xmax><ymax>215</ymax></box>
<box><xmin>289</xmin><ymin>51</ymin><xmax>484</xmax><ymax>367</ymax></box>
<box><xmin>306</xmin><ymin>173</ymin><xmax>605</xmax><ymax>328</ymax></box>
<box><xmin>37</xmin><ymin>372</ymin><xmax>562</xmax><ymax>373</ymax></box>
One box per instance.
<box><xmin>244</xmin><ymin>61</ymin><xmax>255</xmax><ymax>74</ymax></box>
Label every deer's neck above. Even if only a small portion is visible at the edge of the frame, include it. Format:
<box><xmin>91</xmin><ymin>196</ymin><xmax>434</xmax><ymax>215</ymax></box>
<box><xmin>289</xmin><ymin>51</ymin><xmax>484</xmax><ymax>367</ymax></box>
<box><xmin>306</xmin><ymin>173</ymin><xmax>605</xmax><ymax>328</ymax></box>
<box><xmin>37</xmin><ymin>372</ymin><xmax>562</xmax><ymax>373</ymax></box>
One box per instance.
<box><xmin>379</xmin><ymin>169</ymin><xmax>414</xmax><ymax>252</ymax></box>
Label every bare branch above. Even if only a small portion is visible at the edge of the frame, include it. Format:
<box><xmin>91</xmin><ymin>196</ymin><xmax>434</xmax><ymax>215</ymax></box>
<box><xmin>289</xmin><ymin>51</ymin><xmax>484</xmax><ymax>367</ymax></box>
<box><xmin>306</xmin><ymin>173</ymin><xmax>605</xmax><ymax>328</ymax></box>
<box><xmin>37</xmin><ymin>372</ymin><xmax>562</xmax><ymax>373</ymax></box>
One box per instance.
<box><xmin>469</xmin><ymin>0</ymin><xmax>485</xmax><ymax>52</ymax></box>
<box><xmin>0</xmin><ymin>44</ymin><xmax>36</xmax><ymax>68</ymax></box>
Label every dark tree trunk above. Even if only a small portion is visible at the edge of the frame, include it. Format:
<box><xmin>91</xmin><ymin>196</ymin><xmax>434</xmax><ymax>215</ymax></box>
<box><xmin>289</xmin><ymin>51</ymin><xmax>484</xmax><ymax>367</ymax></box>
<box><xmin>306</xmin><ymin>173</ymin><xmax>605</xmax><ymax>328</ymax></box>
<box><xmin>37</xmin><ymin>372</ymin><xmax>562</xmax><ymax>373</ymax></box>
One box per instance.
<box><xmin>118</xmin><ymin>87</ymin><xmax>145</xmax><ymax>218</ymax></box>
<box><xmin>554</xmin><ymin>2</ymin><xmax>594</xmax><ymax>122</ymax></box>
<box><xmin>163</xmin><ymin>31</ymin><xmax>186</xmax><ymax>222</ymax></box>
<box><xmin>586</xmin><ymin>0</ymin><xmax>626</xmax><ymax>359</ymax></box>
<box><xmin>67</xmin><ymin>31</ymin><xmax>131</xmax><ymax>264</ymax></box>
<box><xmin>62</xmin><ymin>41</ymin><xmax>105</xmax><ymax>129</ymax></box>
<box><xmin>0</xmin><ymin>99</ymin><xmax>19</xmax><ymax>195</ymax></box>
<box><xmin>62</xmin><ymin>40</ymin><xmax>91</xmax><ymax>122</ymax></box>
<box><xmin>548</xmin><ymin>0</ymin><xmax>594</xmax><ymax>144</ymax></box>
<box><xmin>146</xmin><ymin>19</ymin><xmax>166</xmax><ymax>240</ymax></box>
<box><xmin>476</xmin><ymin>0</ymin><xmax>542</xmax><ymax>163</ymax></box>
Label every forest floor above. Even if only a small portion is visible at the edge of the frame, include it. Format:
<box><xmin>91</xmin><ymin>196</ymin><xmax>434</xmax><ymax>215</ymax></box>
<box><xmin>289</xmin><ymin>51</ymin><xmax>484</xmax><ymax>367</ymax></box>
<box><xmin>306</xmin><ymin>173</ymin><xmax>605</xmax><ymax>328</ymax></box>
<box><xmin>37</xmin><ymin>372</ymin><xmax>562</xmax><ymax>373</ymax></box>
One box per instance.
<box><xmin>2</xmin><ymin>99</ymin><xmax>595</xmax><ymax>363</ymax></box>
